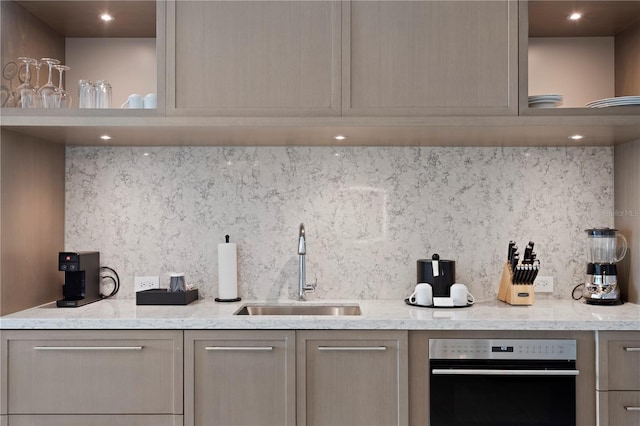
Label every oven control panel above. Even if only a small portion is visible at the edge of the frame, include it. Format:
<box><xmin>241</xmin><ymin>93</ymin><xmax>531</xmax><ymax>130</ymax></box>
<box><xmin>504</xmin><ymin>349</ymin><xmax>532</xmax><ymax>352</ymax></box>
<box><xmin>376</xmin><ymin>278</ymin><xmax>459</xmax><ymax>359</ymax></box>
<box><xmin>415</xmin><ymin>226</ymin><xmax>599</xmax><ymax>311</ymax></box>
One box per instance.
<box><xmin>429</xmin><ymin>339</ymin><xmax>576</xmax><ymax>360</ymax></box>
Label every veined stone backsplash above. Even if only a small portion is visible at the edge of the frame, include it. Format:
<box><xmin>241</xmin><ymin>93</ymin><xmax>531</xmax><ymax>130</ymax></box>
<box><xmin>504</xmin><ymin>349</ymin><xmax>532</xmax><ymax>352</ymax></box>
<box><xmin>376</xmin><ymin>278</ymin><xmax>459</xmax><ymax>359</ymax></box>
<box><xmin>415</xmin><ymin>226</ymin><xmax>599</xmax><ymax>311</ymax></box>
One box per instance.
<box><xmin>65</xmin><ymin>146</ymin><xmax>614</xmax><ymax>302</ymax></box>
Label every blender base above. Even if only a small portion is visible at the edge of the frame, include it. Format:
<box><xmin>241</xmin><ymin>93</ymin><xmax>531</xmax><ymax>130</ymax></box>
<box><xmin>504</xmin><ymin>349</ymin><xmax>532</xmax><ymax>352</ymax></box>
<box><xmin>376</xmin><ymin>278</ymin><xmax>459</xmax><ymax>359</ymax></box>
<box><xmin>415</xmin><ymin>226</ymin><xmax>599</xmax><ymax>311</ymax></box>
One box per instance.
<box><xmin>584</xmin><ymin>298</ymin><xmax>623</xmax><ymax>306</ymax></box>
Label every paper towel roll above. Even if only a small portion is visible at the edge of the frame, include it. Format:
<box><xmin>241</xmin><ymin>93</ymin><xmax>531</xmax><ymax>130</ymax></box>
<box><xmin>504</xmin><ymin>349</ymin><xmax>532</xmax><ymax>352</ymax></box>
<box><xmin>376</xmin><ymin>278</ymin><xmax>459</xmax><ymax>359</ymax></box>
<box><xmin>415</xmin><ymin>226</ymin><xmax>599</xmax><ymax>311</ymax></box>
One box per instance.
<box><xmin>218</xmin><ymin>242</ymin><xmax>238</xmax><ymax>300</ymax></box>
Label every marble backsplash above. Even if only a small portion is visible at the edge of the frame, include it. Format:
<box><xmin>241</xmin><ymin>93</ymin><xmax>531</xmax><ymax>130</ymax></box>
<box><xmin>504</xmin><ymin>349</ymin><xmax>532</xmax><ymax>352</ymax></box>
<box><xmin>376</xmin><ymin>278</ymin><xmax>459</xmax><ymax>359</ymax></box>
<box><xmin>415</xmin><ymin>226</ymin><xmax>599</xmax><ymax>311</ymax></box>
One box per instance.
<box><xmin>65</xmin><ymin>146</ymin><xmax>614</xmax><ymax>302</ymax></box>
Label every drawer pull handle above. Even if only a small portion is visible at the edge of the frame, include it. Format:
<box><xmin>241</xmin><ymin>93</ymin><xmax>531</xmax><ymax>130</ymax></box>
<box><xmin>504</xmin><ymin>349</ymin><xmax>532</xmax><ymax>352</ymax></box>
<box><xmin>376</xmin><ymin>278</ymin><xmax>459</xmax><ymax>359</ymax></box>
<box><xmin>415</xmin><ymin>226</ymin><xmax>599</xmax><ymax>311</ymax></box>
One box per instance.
<box><xmin>624</xmin><ymin>407</ymin><xmax>640</xmax><ymax>412</ymax></box>
<box><xmin>623</xmin><ymin>347</ymin><xmax>640</xmax><ymax>352</ymax></box>
<box><xmin>432</xmin><ymin>369</ymin><xmax>580</xmax><ymax>377</ymax></box>
<box><xmin>34</xmin><ymin>346</ymin><xmax>144</xmax><ymax>351</ymax></box>
<box><xmin>318</xmin><ymin>346</ymin><xmax>387</xmax><ymax>351</ymax></box>
<box><xmin>205</xmin><ymin>346</ymin><xmax>273</xmax><ymax>351</ymax></box>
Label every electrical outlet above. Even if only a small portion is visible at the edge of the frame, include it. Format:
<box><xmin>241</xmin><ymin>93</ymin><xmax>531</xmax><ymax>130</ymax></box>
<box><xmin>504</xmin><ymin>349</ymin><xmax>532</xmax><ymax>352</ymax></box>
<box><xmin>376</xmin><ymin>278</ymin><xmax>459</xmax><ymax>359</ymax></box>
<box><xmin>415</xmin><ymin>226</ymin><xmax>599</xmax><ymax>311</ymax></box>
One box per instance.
<box><xmin>135</xmin><ymin>276</ymin><xmax>159</xmax><ymax>292</ymax></box>
<box><xmin>534</xmin><ymin>276</ymin><xmax>554</xmax><ymax>293</ymax></box>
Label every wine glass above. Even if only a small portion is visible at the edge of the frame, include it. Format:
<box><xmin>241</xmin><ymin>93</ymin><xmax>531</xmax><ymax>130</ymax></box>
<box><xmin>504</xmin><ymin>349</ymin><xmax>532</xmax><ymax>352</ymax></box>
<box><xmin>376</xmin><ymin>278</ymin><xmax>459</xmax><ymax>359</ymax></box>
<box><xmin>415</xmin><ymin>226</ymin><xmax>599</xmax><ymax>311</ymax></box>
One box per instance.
<box><xmin>2</xmin><ymin>62</ymin><xmax>18</xmax><ymax>107</ymax></box>
<box><xmin>15</xmin><ymin>57</ymin><xmax>37</xmax><ymax>108</ymax></box>
<box><xmin>32</xmin><ymin>59</ymin><xmax>43</xmax><ymax>108</ymax></box>
<box><xmin>53</xmin><ymin>64</ymin><xmax>71</xmax><ymax>108</ymax></box>
<box><xmin>37</xmin><ymin>58</ymin><xmax>61</xmax><ymax>108</ymax></box>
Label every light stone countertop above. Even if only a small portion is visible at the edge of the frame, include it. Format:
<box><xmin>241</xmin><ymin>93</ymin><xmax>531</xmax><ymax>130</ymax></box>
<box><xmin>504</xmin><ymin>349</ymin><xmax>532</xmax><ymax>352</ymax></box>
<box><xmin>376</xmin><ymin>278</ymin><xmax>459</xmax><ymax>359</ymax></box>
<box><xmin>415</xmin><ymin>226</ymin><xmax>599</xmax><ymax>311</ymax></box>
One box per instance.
<box><xmin>1</xmin><ymin>298</ymin><xmax>639</xmax><ymax>331</ymax></box>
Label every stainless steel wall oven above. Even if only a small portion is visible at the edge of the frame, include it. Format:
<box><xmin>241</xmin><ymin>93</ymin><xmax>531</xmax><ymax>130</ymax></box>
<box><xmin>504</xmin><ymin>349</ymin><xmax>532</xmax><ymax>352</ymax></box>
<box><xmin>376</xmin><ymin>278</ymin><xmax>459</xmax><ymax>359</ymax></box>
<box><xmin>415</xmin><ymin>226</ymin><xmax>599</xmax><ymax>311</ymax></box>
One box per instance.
<box><xmin>429</xmin><ymin>339</ymin><xmax>578</xmax><ymax>426</ymax></box>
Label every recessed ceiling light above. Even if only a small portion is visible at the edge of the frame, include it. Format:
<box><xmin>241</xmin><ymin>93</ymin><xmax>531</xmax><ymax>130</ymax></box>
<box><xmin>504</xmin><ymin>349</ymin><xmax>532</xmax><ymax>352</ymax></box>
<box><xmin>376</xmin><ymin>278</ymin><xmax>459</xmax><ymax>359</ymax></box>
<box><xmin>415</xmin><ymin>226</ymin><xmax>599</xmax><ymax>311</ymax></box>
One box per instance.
<box><xmin>143</xmin><ymin>152</ymin><xmax>150</xmax><ymax>156</ymax></box>
<box><xmin>569</xmin><ymin>134</ymin><xmax>584</xmax><ymax>141</ymax></box>
<box><xmin>333</xmin><ymin>135</ymin><xmax>347</xmax><ymax>141</ymax></box>
<box><xmin>568</xmin><ymin>12</ymin><xmax>582</xmax><ymax>21</ymax></box>
<box><xmin>100</xmin><ymin>13</ymin><xmax>114</xmax><ymax>22</ymax></box>
<box><xmin>100</xmin><ymin>135</ymin><xmax>112</xmax><ymax>140</ymax></box>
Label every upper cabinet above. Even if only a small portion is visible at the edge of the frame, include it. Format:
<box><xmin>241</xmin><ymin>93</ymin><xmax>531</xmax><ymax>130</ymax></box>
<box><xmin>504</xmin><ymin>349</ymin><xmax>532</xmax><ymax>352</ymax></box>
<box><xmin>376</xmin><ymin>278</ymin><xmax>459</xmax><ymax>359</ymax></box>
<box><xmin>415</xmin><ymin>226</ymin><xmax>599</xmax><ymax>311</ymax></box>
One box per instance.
<box><xmin>0</xmin><ymin>0</ymin><xmax>638</xmax><ymax>145</ymax></box>
<box><xmin>342</xmin><ymin>1</ymin><xmax>518</xmax><ymax>116</ymax></box>
<box><xmin>165</xmin><ymin>0</ymin><xmax>518</xmax><ymax>117</ymax></box>
<box><xmin>0</xmin><ymin>0</ymin><xmax>162</xmax><ymax>113</ymax></box>
<box><xmin>166</xmin><ymin>0</ymin><xmax>341</xmax><ymax>116</ymax></box>
<box><xmin>523</xmin><ymin>0</ymin><xmax>640</xmax><ymax>113</ymax></box>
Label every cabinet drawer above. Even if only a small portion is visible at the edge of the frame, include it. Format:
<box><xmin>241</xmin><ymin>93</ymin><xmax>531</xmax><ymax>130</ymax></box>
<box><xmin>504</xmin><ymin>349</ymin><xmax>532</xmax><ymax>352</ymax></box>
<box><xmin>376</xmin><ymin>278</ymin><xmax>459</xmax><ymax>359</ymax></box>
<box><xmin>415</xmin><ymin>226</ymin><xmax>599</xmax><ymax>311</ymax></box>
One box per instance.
<box><xmin>598</xmin><ymin>391</ymin><xmax>640</xmax><ymax>426</ymax></box>
<box><xmin>598</xmin><ymin>332</ymin><xmax>640</xmax><ymax>390</ymax></box>
<box><xmin>6</xmin><ymin>415</ymin><xmax>183</xmax><ymax>426</ymax></box>
<box><xmin>1</xmin><ymin>330</ymin><xmax>183</xmax><ymax>415</ymax></box>
<box><xmin>185</xmin><ymin>330</ymin><xmax>295</xmax><ymax>426</ymax></box>
<box><xmin>297</xmin><ymin>330</ymin><xmax>408</xmax><ymax>426</ymax></box>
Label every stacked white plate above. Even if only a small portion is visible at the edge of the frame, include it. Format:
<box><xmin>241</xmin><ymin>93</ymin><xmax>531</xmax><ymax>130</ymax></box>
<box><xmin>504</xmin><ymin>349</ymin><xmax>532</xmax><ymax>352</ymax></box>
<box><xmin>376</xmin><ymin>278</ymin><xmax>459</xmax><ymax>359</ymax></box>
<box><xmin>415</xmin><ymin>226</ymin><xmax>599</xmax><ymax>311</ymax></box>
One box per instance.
<box><xmin>586</xmin><ymin>96</ymin><xmax>640</xmax><ymax>108</ymax></box>
<box><xmin>528</xmin><ymin>94</ymin><xmax>563</xmax><ymax>108</ymax></box>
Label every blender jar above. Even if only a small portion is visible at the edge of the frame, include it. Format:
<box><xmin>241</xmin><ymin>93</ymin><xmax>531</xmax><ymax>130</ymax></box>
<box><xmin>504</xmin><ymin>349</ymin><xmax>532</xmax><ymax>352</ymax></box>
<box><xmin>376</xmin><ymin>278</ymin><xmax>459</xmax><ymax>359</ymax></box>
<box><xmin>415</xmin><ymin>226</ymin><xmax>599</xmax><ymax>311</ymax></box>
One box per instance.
<box><xmin>586</xmin><ymin>228</ymin><xmax>628</xmax><ymax>264</ymax></box>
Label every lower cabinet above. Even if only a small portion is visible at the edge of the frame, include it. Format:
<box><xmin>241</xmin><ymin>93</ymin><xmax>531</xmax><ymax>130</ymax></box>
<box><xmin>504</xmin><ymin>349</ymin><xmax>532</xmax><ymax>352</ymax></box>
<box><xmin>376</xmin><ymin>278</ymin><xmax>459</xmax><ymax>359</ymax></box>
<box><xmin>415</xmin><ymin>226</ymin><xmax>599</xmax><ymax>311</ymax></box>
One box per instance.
<box><xmin>184</xmin><ymin>330</ymin><xmax>408</xmax><ymax>426</ymax></box>
<box><xmin>296</xmin><ymin>330</ymin><xmax>409</xmax><ymax>426</ymax></box>
<box><xmin>184</xmin><ymin>330</ymin><xmax>296</xmax><ymax>426</ymax></box>
<box><xmin>597</xmin><ymin>331</ymin><xmax>640</xmax><ymax>426</ymax></box>
<box><xmin>0</xmin><ymin>330</ymin><xmax>183</xmax><ymax>425</ymax></box>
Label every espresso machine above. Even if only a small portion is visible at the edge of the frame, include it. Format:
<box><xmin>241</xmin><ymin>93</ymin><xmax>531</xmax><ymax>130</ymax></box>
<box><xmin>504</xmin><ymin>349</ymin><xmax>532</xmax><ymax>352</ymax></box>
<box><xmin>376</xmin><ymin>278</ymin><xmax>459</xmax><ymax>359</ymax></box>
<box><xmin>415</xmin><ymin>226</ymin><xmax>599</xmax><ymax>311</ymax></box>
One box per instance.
<box><xmin>583</xmin><ymin>228</ymin><xmax>627</xmax><ymax>305</ymax></box>
<box><xmin>56</xmin><ymin>251</ymin><xmax>102</xmax><ymax>307</ymax></box>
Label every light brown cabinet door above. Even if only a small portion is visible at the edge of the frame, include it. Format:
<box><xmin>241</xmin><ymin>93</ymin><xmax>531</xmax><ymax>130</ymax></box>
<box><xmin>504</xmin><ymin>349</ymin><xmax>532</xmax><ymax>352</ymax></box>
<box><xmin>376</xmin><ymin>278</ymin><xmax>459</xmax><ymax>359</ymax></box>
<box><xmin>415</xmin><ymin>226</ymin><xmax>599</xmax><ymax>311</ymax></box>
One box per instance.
<box><xmin>597</xmin><ymin>331</ymin><xmax>640</xmax><ymax>391</ymax></box>
<box><xmin>0</xmin><ymin>330</ymin><xmax>183</xmax><ymax>415</ymax></box>
<box><xmin>185</xmin><ymin>330</ymin><xmax>296</xmax><ymax>426</ymax></box>
<box><xmin>343</xmin><ymin>0</ymin><xmax>518</xmax><ymax>116</ymax></box>
<box><xmin>168</xmin><ymin>1</ymin><xmax>341</xmax><ymax>116</ymax></box>
<box><xmin>598</xmin><ymin>391</ymin><xmax>640</xmax><ymax>426</ymax></box>
<box><xmin>297</xmin><ymin>330</ymin><xmax>408</xmax><ymax>426</ymax></box>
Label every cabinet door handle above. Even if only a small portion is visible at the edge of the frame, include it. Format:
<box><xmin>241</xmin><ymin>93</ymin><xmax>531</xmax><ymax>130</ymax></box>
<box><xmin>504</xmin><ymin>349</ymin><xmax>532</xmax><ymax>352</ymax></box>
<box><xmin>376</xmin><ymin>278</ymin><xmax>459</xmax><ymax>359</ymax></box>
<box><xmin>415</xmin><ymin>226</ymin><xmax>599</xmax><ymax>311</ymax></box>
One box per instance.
<box><xmin>34</xmin><ymin>346</ymin><xmax>143</xmax><ymax>351</ymax></box>
<box><xmin>624</xmin><ymin>406</ymin><xmax>640</xmax><ymax>412</ymax></box>
<box><xmin>623</xmin><ymin>347</ymin><xmax>640</xmax><ymax>352</ymax></box>
<box><xmin>205</xmin><ymin>346</ymin><xmax>273</xmax><ymax>351</ymax></box>
<box><xmin>318</xmin><ymin>346</ymin><xmax>387</xmax><ymax>351</ymax></box>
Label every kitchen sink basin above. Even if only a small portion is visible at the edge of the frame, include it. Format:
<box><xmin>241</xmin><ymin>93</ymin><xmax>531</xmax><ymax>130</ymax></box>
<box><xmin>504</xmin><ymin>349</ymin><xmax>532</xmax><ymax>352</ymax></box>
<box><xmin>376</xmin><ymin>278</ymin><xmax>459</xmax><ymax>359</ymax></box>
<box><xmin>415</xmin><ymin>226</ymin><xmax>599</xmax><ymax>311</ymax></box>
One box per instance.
<box><xmin>233</xmin><ymin>304</ymin><xmax>361</xmax><ymax>316</ymax></box>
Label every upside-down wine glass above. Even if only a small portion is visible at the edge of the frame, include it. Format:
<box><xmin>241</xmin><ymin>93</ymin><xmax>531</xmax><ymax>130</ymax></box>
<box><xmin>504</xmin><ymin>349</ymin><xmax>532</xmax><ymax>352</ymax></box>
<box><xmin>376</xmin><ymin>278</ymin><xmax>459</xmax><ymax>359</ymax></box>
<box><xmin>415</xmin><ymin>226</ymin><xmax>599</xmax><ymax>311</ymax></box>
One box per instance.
<box><xmin>15</xmin><ymin>57</ymin><xmax>37</xmax><ymax>108</ymax></box>
<box><xmin>37</xmin><ymin>57</ymin><xmax>61</xmax><ymax>108</ymax></box>
<box><xmin>53</xmin><ymin>64</ymin><xmax>71</xmax><ymax>108</ymax></box>
<box><xmin>32</xmin><ymin>59</ymin><xmax>43</xmax><ymax>107</ymax></box>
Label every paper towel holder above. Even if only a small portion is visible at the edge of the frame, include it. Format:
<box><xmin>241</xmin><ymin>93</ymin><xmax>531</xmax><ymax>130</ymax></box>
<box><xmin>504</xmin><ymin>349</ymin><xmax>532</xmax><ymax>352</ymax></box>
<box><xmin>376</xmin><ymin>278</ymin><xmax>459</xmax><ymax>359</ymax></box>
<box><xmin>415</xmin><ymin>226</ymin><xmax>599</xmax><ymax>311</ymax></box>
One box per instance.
<box><xmin>216</xmin><ymin>234</ymin><xmax>242</xmax><ymax>303</ymax></box>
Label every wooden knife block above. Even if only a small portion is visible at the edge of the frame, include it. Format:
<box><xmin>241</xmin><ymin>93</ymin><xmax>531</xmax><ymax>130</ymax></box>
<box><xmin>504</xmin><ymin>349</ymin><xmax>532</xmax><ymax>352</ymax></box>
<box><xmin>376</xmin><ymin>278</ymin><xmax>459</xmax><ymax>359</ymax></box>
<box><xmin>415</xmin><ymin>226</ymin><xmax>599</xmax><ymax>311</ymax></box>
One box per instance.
<box><xmin>497</xmin><ymin>262</ymin><xmax>535</xmax><ymax>305</ymax></box>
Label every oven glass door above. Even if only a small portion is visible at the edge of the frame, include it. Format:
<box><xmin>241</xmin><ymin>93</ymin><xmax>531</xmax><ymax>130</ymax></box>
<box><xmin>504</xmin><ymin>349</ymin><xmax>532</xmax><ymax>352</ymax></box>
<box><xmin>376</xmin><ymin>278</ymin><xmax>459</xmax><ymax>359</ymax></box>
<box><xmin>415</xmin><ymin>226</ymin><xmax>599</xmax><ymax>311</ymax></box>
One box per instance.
<box><xmin>430</xmin><ymin>360</ymin><xmax>576</xmax><ymax>426</ymax></box>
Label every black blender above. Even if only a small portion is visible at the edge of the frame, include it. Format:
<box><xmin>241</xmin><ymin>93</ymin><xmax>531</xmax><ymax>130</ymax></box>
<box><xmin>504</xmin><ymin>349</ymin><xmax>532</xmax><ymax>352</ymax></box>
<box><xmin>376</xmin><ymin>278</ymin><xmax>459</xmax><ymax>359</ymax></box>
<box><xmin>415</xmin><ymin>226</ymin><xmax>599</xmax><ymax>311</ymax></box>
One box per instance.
<box><xmin>583</xmin><ymin>228</ymin><xmax>628</xmax><ymax>305</ymax></box>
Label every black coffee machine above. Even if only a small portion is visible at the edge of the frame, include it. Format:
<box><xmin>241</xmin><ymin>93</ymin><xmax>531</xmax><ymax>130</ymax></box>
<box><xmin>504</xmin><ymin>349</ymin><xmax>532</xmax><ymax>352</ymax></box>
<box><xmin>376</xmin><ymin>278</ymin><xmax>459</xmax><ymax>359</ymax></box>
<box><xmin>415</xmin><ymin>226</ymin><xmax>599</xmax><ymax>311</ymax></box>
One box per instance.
<box><xmin>57</xmin><ymin>251</ymin><xmax>102</xmax><ymax>307</ymax></box>
<box><xmin>417</xmin><ymin>253</ymin><xmax>456</xmax><ymax>297</ymax></box>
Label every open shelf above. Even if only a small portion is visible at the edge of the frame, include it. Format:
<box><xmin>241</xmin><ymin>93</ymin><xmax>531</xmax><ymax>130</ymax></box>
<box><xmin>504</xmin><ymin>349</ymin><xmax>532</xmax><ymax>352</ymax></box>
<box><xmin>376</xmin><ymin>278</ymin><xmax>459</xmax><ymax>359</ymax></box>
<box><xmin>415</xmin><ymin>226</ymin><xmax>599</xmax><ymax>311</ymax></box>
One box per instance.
<box><xmin>523</xmin><ymin>0</ymin><xmax>640</xmax><ymax>112</ymax></box>
<box><xmin>2</xmin><ymin>113</ymin><xmax>639</xmax><ymax>146</ymax></box>
<box><xmin>1</xmin><ymin>0</ymin><xmax>161</xmax><ymax>112</ymax></box>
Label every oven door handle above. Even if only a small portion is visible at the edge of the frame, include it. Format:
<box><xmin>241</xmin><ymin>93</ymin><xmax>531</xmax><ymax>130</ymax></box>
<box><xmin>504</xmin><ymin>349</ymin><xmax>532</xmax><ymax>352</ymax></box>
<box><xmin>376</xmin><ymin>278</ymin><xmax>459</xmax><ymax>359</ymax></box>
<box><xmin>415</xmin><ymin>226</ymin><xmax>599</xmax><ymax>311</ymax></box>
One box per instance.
<box><xmin>432</xmin><ymin>369</ymin><xmax>579</xmax><ymax>376</ymax></box>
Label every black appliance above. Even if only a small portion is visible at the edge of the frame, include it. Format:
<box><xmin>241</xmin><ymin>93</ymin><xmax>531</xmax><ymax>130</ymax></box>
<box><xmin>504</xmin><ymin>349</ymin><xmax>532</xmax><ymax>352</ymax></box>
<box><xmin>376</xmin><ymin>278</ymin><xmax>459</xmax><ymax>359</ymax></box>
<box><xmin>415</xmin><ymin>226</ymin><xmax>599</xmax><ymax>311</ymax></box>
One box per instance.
<box><xmin>417</xmin><ymin>254</ymin><xmax>455</xmax><ymax>297</ymax></box>
<box><xmin>57</xmin><ymin>251</ymin><xmax>102</xmax><ymax>307</ymax></box>
<box><xmin>429</xmin><ymin>338</ymin><xmax>578</xmax><ymax>426</ymax></box>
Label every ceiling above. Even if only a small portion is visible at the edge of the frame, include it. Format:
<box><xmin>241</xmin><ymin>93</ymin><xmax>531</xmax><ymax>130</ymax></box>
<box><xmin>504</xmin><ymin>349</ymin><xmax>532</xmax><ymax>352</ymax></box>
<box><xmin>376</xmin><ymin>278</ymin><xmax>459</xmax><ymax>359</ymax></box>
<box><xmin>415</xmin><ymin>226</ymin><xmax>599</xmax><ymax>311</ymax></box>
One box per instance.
<box><xmin>529</xmin><ymin>1</ymin><xmax>640</xmax><ymax>37</ymax></box>
<box><xmin>15</xmin><ymin>1</ymin><xmax>156</xmax><ymax>38</ymax></box>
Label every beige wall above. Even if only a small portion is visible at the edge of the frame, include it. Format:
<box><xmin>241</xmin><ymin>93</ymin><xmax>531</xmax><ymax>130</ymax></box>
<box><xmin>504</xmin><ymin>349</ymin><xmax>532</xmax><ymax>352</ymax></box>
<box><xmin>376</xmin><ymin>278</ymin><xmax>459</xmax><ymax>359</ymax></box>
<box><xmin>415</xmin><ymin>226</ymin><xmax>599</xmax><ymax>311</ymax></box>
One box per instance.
<box><xmin>615</xmin><ymin>21</ymin><xmax>640</xmax><ymax>97</ymax></box>
<box><xmin>529</xmin><ymin>37</ymin><xmax>614</xmax><ymax>108</ymax></box>
<box><xmin>65</xmin><ymin>38</ymin><xmax>156</xmax><ymax>109</ymax></box>
<box><xmin>1</xmin><ymin>130</ymin><xmax>65</xmax><ymax>315</ymax></box>
<box><xmin>615</xmin><ymin>139</ymin><xmax>640</xmax><ymax>304</ymax></box>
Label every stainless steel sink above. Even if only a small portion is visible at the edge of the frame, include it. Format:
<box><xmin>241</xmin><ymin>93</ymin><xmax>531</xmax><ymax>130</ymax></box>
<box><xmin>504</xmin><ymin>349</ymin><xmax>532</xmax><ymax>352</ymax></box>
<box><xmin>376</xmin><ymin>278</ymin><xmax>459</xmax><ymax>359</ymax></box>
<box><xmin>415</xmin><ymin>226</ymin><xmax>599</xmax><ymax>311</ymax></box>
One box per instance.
<box><xmin>234</xmin><ymin>304</ymin><xmax>361</xmax><ymax>316</ymax></box>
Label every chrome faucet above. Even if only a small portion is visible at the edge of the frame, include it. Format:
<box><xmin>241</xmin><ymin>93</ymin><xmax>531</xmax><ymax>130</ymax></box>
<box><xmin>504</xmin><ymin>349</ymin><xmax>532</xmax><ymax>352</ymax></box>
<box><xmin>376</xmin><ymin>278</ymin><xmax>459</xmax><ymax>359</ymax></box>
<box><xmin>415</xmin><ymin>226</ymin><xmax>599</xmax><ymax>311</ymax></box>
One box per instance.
<box><xmin>298</xmin><ymin>223</ymin><xmax>316</xmax><ymax>300</ymax></box>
